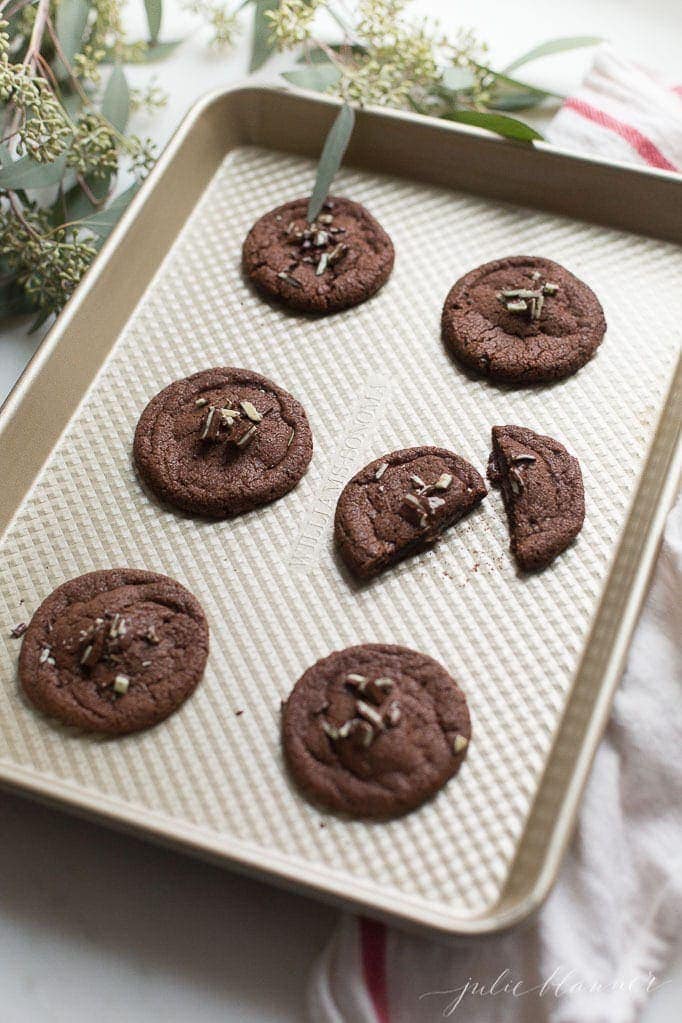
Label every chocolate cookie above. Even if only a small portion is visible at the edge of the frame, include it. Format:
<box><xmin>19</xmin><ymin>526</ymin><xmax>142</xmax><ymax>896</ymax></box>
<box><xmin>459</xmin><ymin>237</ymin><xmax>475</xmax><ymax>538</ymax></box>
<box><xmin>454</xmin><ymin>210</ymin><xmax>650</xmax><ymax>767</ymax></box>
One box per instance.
<box><xmin>282</xmin><ymin>644</ymin><xmax>471</xmax><ymax>818</ymax></box>
<box><xmin>335</xmin><ymin>447</ymin><xmax>487</xmax><ymax>579</ymax></box>
<box><xmin>488</xmin><ymin>425</ymin><xmax>585</xmax><ymax>571</ymax></box>
<box><xmin>441</xmin><ymin>255</ymin><xmax>606</xmax><ymax>384</ymax></box>
<box><xmin>242</xmin><ymin>196</ymin><xmax>394</xmax><ymax>314</ymax></box>
<box><xmin>19</xmin><ymin>569</ymin><xmax>209</xmax><ymax>734</ymax></box>
<box><xmin>134</xmin><ymin>367</ymin><xmax>313</xmax><ymax>518</ymax></box>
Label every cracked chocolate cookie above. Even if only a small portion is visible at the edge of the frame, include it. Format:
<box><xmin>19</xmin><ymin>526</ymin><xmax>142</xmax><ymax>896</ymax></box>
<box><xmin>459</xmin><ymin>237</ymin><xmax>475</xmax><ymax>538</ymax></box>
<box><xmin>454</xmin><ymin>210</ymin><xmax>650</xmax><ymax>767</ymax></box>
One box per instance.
<box><xmin>282</xmin><ymin>644</ymin><xmax>471</xmax><ymax>818</ymax></box>
<box><xmin>242</xmin><ymin>196</ymin><xmax>394</xmax><ymax>313</ymax></box>
<box><xmin>134</xmin><ymin>367</ymin><xmax>313</xmax><ymax>518</ymax></box>
<box><xmin>19</xmin><ymin>568</ymin><xmax>209</xmax><ymax>734</ymax></box>
<box><xmin>334</xmin><ymin>446</ymin><xmax>487</xmax><ymax>579</ymax></box>
<box><xmin>488</xmin><ymin>425</ymin><xmax>585</xmax><ymax>571</ymax></box>
<box><xmin>441</xmin><ymin>255</ymin><xmax>606</xmax><ymax>384</ymax></box>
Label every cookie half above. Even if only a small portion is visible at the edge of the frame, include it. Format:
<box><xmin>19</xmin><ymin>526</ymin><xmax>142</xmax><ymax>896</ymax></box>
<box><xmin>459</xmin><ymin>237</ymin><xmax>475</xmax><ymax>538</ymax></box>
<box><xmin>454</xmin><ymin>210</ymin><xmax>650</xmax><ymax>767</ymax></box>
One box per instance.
<box><xmin>19</xmin><ymin>568</ymin><xmax>209</xmax><ymax>734</ymax></box>
<box><xmin>282</xmin><ymin>644</ymin><xmax>471</xmax><ymax>818</ymax></box>
<box><xmin>335</xmin><ymin>446</ymin><xmax>487</xmax><ymax>579</ymax></box>
<box><xmin>488</xmin><ymin>425</ymin><xmax>585</xmax><ymax>571</ymax></box>
<box><xmin>442</xmin><ymin>255</ymin><xmax>606</xmax><ymax>384</ymax></box>
<box><xmin>242</xmin><ymin>196</ymin><xmax>394</xmax><ymax>313</ymax></box>
<box><xmin>134</xmin><ymin>367</ymin><xmax>313</xmax><ymax>518</ymax></box>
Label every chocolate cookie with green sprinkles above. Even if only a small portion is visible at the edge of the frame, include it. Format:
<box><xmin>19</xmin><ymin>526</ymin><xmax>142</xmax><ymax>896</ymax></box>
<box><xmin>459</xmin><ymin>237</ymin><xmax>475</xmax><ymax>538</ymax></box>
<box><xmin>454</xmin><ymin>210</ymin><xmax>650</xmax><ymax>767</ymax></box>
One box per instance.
<box><xmin>488</xmin><ymin>424</ymin><xmax>585</xmax><ymax>571</ymax></box>
<box><xmin>334</xmin><ymin>446</ymin><xmax>487</xmax><ymax>579</ymax></box>
<box><xmin>242</xmin><ymin>196</ymin><xmax>394</xmax><ymax>313</ymax></box>
<box><xmin>282</xmin><ymin>644</ymin><xmax>471</xmax><ymax>819</ymax></box>
<box><xmin>134</xmin><ymin>367</ymin><xmax>313</xmax><ymax>518</ymax></box>
<box><xmin>19</xmin><ymin>568</ymin><xmax>209</xmax><ymax>735</ymax></box>
<box><xmin>441</xmin><ymin>255</ymin><xmax>606</xmax><ymax>384</ymax></box>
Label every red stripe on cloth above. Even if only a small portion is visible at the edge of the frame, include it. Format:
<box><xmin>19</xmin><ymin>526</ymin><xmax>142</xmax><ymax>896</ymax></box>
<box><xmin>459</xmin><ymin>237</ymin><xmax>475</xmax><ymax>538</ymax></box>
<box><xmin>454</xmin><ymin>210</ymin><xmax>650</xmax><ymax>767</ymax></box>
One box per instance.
<box><xmin>360</xmin><ymin>917</ymin><xmax>390</xmax><ymax>1023</ymax></box>
<box><xmin>672</xmin><ymin>85</ymin><xmax>682</xmax><ymax>97</ymax></box>
<box><xmin>564</xmin><ymin>97</ymin><xmax>677</xmax><ymax>171</ymax></box>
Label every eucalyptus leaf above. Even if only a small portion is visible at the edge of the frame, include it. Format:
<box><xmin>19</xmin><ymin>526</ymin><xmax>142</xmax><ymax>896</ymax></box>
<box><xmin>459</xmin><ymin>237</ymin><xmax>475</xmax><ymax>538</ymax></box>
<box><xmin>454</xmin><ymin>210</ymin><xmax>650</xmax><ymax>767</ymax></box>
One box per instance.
<box><xmin>296</xmin><ymin>43</ymin><xmax>367</xmax><ymax>65</ymax></box>
<box><xmin>484</xmin><ymin>68</ymin><xmax>561</xmax><ymax>112</ymax></box>
<box><xmin>504</xmin><ymin>36</ymin><xmax>602</xmax><ymax>75</ymax></box>
<box><xmin>250</xmin><ymin>0</ymin><xmax>279</xmax><ymax>73</ymax></box>
<box><xmin>0</xmin><ymin>153</ymin><xmax>68</xmax><ymax>190</ymax></box>
<box><xmin>62</xmin><ymin>171</ymin><xmax>112</xmax><ymax>222</ymax></box>
<box><xmin>28</xmin><ymin>308</ymin><xmax>54</xmax><ymax>334</ymax></box>
<box><xmin>82</xmin><ymin>182</ymin><xmax>140</xmax><ymax>240</ymax></box>
<box><xmin>282</xmin><ymin>65</ymin><xmax>341</xmax><ymax>93</ymax></box>
<box><xmin>488</xmin><ymin>69</ymin><xmax>559</xmax><ymax>97</ymax></box>
<box><xmin>144</xmin><ymin>0</ymin><xmax>163</xmax><ymax>45</ymax></box>
<box><xmin>140</xmin><ymin>39</ymin><xmax>183</xmax><ymax>61</ymax></box>
<box><xmin>55</xmin><ymin>0</ymin><xmax>90</xmax><ymax>73</ymax></box>
<box><xmin>102</xmin><ymin>66</ymin><xmax>130</xmax><ymax>132</ymax></box>
<box><xmin>443</xmin><ymin>110</ymin><xmax>544</xmax><ymax>142</ymax></box>
<box><xmin>307</xmin><ymin>102</ymin><xmax>355</xmax><ymax>224</ymax></box>
<box><xmin>440</xmin><ymin>66</ymin><xmax>476</xmax><ymax>92</ymax></box>
<box><xmin>476</xmin><ymin>64</ymin><xmax>561</xmax><ymax>101</ymax></box>
<box><xmin>0</xmin><ymin>280</ymin><xmax>34</xmax><ymax>318</ymax></box>
<box><xmin>489</xmin><ymin>91</ymin><xmax>549</xmax><ymax>112</ymax></box>
<box><xmin>61</xmin><ymin>92</ymin><xmax>83</xmax><ymax>122</ymax></box>
<box><xmin>62</xmin><ymin>185</ymin><xmax>98</xmax><ymax>223</ymax></box>
<box><xmin>100</xmin><ymin>39</ymin><xmax>183</xmax><ymax>63</ymax></box>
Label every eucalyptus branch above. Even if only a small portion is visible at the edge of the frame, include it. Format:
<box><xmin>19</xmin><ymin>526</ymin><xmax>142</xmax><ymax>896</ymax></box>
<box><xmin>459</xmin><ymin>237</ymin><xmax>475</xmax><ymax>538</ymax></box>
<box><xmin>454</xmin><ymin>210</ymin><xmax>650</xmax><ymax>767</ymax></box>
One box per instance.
<box><xmin>44</xmin><ymin>15</ymin><xmax>90</xmax><ymax>104</ymax></box>
<box><xmin>0</xmin><ymin>0</ymin><xmax>600</xmax><ymax>329</ymax></box>
<box><xmin>24</xmin><ymin>0</ymin><xmax>49</xmax><ymax>68</ymax></box>
<box><xmin>7</xmin><ymin>190</ymin><xmax>40</xmax><ymax>239</ymax></box>
<box><xmin>0</xmin><ymin>0</ymin><xmax>165</xmax><ymax>323</ymax></box>
<box><xmin>77</xmin><ymin>172</ymin><xmax>108</xmax><ymax>208</ymax></box>
<box><xmin>307</xmin><ymin>36</ymin><xmax>343</xmax><ymax>67</ymax></box>
<box><xmin>0</xmin><ymin>0</ymin><xmax>32</xmax><ymax>17</ymax></box>
<box><xmin>36</xmin><ymin>51</ymin><xmax>59</xmax><ymax>92</ymax></box>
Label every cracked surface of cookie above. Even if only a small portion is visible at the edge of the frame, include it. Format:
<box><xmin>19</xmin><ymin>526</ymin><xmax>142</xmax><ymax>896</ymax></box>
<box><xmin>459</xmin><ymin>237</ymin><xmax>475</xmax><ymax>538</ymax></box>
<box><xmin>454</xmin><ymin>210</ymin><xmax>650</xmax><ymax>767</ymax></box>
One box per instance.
<box><xmin>334</xmin><ymin>446</ymin><xmax>487</xmax><ymax>579</ymax></box>
<box><xmin>442</xmin><ymin>255</ymin><xmax>606</xmax><ymax>384</ymax></box>
<box><xmin>242</xmin><ymin>196</ymin><xmax>394</xmax><ymax>313</ymax></box>
<box><xmin>488</xmin><ymin>425</ymin><xmax>585</xmax><ymax>571</ymax></box>
<box><xmin>19</xmin><ymin>569</ymin><xmax>209</xmax><ymax>734</ymax></box>
<box><xmin>282</xmin><ymin>644</ymin><xmax>471</xmax><ymax>818</ymax></box>
<box><xmin>134</xmin><ymin>367</ymin><xmax>313</xmax><ymax>518</ymax></box>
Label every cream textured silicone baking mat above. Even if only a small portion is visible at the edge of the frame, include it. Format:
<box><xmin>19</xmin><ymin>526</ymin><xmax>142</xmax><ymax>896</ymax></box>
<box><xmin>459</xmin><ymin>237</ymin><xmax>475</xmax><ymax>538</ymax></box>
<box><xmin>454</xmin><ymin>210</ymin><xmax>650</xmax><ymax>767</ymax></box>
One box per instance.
<box><xmin>1</xmin><ymin>145</ymin><xmax>680</xmax><ymax>922</ymax></box>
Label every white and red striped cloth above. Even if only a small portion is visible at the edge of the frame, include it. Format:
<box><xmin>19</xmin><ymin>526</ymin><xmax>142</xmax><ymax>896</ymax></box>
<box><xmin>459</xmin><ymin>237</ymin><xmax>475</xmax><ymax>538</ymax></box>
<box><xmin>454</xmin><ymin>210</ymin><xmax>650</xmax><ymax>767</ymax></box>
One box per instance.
<box><xmin>308</xmin><ymin>47</ymin><xmax>682</xmax><ymax>1023</ymax></box>
<box><xmin>546</xmin><ymin>46</ymin><xmax>682</xmax><ymax>171</ymax></box>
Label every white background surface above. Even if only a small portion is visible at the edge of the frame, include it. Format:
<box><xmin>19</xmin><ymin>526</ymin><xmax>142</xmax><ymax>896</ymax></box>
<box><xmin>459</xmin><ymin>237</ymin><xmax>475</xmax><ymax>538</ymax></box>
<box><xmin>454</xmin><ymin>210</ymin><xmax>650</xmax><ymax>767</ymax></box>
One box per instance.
<box><xmin>1</xmin><ymin>2</ymin><xmax>680</xmax><ymax>1020</ymax></box>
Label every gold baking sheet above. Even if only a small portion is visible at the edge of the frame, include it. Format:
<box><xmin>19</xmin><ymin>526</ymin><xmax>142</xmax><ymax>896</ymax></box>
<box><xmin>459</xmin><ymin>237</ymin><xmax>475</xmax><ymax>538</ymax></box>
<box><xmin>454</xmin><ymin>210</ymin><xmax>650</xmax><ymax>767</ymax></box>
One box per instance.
<box><xmin>0</xmin><ymin>87</ymin><xmax>680</xmax><ymax>937</ymax></box>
